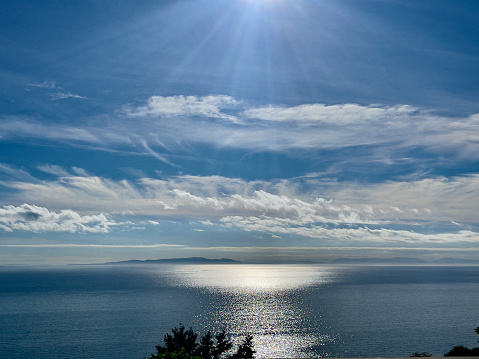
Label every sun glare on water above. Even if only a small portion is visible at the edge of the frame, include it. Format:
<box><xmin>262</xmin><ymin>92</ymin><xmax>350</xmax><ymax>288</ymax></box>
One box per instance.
<box><xmin>160</xmin><ymin>265</ymin><xmax>339</xmax><ymax>358</ymax></box>
<box><xmin>167</xmin><ymin>264</ymin><xmax>336</xmax><ymax>293</ymax></box>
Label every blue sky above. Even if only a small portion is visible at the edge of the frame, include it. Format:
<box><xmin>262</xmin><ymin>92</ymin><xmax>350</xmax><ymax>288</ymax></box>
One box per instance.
<box><xmin>1</xmin><ymin>0</ymin><xmax>479</xmax><ymax>264</ymax></box>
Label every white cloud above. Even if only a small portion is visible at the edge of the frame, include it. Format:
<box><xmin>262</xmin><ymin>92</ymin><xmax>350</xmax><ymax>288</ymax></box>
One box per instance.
<box><xmin>123</xmin><ymin>95</ymin><xmax>241</xmax><ymax>123</ymax></box>
<box><xmin>27</xmin><ymin>81</ymin><xmax>57</xmax><ymax>89</ymax></box>
<box><xmin>0</xmin><ymin>171</ymin><xmax>478</xmax><ymax>246</ymax></box>
<box><xmin>26</xmin><ymin>81</ymin><xmax>86</xmax><ymax>100</ymax></box>
<box><xmin>71</xmin><ymin>167</ymin><xmax>90</xmax><ymax>177</ymax></box>
<box><xmin>5</xmin><ymin>173</ymin><xmax>379</xmax><ymax>225</ymax></box>
<box><xmin>37</xmin><ymin>164</ymin><xmax>72</xmax><ymax>177</ymax></box>
<box><xmin>0</xmin><ymin>118</ymin><xmax>100</xmax><ymax>143</ymax></box>
<box><xmin>331</xmin><ymin>174</ymin><xmax>479</xmax><ymax>223</ymax></box>
<box><xmin>0</xmin><ymin>162</ymin><xmax>37</xmax><ymax>182</ymax></box>
<box><xmin>4</xmin><ymin>172</ymin><xmax>479</xmax><ymax>225</ymax></box>
<box><xmin>0</xmin><ymin>204</ymin><xmax>114</xmax><ymax>233</ymax></box>
<box><xmin>3</xmin><ymin>96</ymin><xmax>479</xmax><ymax>162</ymax></box>
<box><xmin>0</xmin><ymin>243</ymin><xmax>183</xmax><ymax>248</ymax></box>
<box><xmin>243</xmin><ymin>103</ymin><xmax>419</xmax><ymax>125</ymax></box>
<box><xmin>219</xmin><ymin>216</ymin><xmax>479</xmax><ymax>244</ymax></box>
<box><xmin>2</xmin><ymin>170</ymin><xmax>479</xmax><ymax>246</ymax></box>
<box><xmin>49</xmin><ymin>92</ymin><xmax>87</xmax><ymax>100</ymax></box>
<box><xmin>118</xmin><ymin>98</ymin><xmax>479</xmax><ymax>159</ymax></box>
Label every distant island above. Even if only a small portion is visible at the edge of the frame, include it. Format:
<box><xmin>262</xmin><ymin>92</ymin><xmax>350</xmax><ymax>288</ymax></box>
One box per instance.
<box><xmin>104</xmin><ymin>257</ymin><xmax>241</xmax><ymax>265</ymax></box>
<box><xmin>99</xmin><ymin>256</ymin><xmax>479</xmax><ymax>266</ymax></box>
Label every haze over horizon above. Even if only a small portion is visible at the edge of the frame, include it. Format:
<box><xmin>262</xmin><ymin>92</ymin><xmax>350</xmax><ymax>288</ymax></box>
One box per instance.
<box><xmin>1</xmin><ymin>0</ymin><xmax>479</xmax><ymax>265</ymax></box>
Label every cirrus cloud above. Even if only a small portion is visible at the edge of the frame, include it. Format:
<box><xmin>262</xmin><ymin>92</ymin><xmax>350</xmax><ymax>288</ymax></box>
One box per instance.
<box><xmin>2</xmin><ymin>96</ymin><xmax>479</xmax><ymax>160</ymax></box>
<box><xmin>243</xmin><ymin>103</ymin><xmax>420</xmax><ymax>125</ymax></box>
<box><xmin>219</xmin><ymin>216</ymin><xmax>479</xmax><ymax>245</ymax></box>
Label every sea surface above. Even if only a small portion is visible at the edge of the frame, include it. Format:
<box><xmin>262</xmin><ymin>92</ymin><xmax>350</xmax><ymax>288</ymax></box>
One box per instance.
<box><xmin>0</xmin><ymin>264</ymin><xmax>478</xmax><ymax>358</ymax></box>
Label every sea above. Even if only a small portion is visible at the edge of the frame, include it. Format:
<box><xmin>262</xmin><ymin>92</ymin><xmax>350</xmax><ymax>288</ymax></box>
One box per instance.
<box><xmin>0</xmin><ymin>264</ymin><xmax>478</xmax><ymax>358</ymax></box>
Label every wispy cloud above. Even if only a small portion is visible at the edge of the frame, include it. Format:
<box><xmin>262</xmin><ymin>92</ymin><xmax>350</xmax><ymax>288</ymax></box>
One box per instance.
<box><xmin>219</xmin><ymin>216</ymin><xmax>479</xmax><ymax>244</ymax></box>
<box><xmin>243</xmin><ymin>103</ymin><xmax>420</xmax><ymax>125</ymax></box>
<box><xmin>122</xmin><ymin>97</ymin><xmax>479</xmax><ymax>160</ymax></box>
<box><xmin>3</xmin><ymin>96</ymin><xmax>479</xmax><ymax>162</ymax></box>
<box><xmin>37</xmin><ymin>164</ymin><xmax>72</xmax><ymax>177</ymax></box>
<box><xmin>2</xmin><ymin>93</ymin><xmax>479</xmax><ymax>248</ymax></box>
<box><xmin>26</xmin><ymin>81</ymin><xmax>86</xmax><ymax>100</ymax></box>
<box><xmin>188</xmin><ymin>245</ymin><xmax>479</xmax><ymax>253</ymax></box>
<box><xmin>27</xmin><ymin>81</ymin><xmax>57</xmax><ymax>89</ymax></box>
<box><xmin>0</xmin><ymin>243</ymin><xmax>183</xmax><ymax>248</ymax></box>
<box><xmin>123</xmin><ymin>95</ymin><xmax>241</xmax><ymax>123</ymax></box>
<box><xmin>0</xmin><ymin>118</ymin><xmax>101</xmax><ymax>143</ymax></box>
<box><xmin>0</xmin><ymin>162</ymin><xmax>38</xmax><ymax>182</ymax></box>
<box><xmin>49</xmin><ymin>92</ymin><xmax>87</xmax><ymax>100</ymax></box>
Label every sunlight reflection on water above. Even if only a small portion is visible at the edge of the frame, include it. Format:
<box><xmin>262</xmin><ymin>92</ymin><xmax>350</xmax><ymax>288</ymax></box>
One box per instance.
<box><xmin>160</xmin><ymin>264</ymin><xmax>340</xmax><ymax>358</ymax></box>
<box><xmin>165</xmin><ymin>264</ymin><xmax>337</xmax><ymax>293</ymax></box>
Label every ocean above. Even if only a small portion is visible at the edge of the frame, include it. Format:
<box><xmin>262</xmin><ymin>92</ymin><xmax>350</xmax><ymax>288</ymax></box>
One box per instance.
<box><xmin>0</xmin><ymin>264</ymin><xmax>478</xmax><ymax>358</ymax></box>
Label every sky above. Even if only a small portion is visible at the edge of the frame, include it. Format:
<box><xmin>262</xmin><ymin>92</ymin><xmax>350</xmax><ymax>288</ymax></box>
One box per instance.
<box><xmin>1</xmin><ymin>0</ymin><xmax>479</xmax><ymax>265</ymax></box>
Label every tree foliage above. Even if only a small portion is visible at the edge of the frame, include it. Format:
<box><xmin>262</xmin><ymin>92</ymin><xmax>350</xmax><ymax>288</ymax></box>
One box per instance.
<box><xmin>151</xmin><ymin>347</ymin><xmax>202</xmax><ymax>359</ymax></box>
<box><xmin>444</xmin><ymin>326</ymin><xmax>479</xmax><ymax>357</ymax></box>
<box><xmin>231</xmin><ymin>334</ymin><xmax>255</xmax><ymax>359</ymax></box>
<box><xmin>196</xmin><ymin>331</ymin><xmax>214</xmax><ymax>359</ymax></box>
<box><xmin>444</xmin><ymin>345</ymin><xmax>479</xmax><ymax>357</ymax></box>
<box><xmin>146</xmin><ymin>324</ymin><xmax>254</xmax><ymax>359</ymax></box>
<box><xmin>212</xmin><ymin>329</ymin><xmax>234</xmax><ymax>359</ymax></box>
<box><xmin>158</xmin><ymin>325</ymin><xmax>198</xmax><ymax>355</ymax></box>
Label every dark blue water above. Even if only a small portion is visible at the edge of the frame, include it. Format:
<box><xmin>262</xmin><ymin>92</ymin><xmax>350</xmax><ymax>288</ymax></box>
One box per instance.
<box><xmin>0</xmin><ymin>265</ymin><xmax>478</xmax><ymax>358</ymax></box>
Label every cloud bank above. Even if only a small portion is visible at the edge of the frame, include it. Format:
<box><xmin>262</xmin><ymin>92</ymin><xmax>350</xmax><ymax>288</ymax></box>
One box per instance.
<box><xmin>1</xmin><ymin>95</ymin><xmax>478</xmax><ymax>249</ymax></box>
<box><xmin>0</xmin><ymin>204</ymin><xmax>114</xmax><ymax>233</ymax></box>
<box><xmin>1</xmin><ymin>169</ymin><xmax>479</xmax><ymax>245</ymax></box>
<box><xmin>4</xmin><ymin>171</ymin><xmax>479</xmax><ymax>222</ymax></box>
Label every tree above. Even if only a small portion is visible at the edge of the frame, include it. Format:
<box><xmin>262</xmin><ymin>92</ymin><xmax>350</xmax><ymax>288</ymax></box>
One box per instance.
<box><xmin>156</xmin><ymin>325</ymin><xmax>198</xmax><ymax>355</ymax></box>
<box><xmin>196</xmin><ymin>331</ymin><xmax>214</xmax><ymax>359</ymax></box>
<box><xmin>231</xmin><ymin>334</ymin><xmax>255</xmax><ymax>359</ymax></box>
<box><xmin>146</xmin><ymin>325</ymin><xmax>253</xmax><ymax>359</ymax></box>
<box><xmin>444</xmin><ymin>346</ymin><xmax>476</xmax><ymax>357</ymax></box>
<box><xmin>150</xmin><ymin>347</ymin><xmax>202</xmax><ymax>359</ymax></box>
<box><xmin>444</xmin><ymin>326</ymin><xmax>479</xmax><ymax>356</ymax></box>
<box><xmin>212</xmin><ymin>329</ymin><xmax>233</xmax><ymax>359</ymax></box>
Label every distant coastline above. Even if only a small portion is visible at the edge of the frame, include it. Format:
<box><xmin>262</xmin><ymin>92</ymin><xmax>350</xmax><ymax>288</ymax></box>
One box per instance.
<box><xmin>99</xmin><ymin>256</ymin><xmax>479</xmax><ymax>266</ymax></box>
<box><xmin>1</xmin><ymin>256</ymin><xmax>478</xmax><ymax>268</ymax></box>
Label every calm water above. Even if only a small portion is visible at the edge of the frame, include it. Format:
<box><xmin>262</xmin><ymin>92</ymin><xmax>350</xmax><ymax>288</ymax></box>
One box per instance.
<box><xmin>0</xmin><ymin>264</ymin><xmax>478</xmax><ymax>358</ymax></box>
